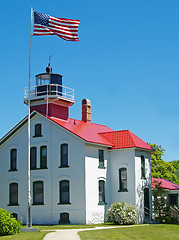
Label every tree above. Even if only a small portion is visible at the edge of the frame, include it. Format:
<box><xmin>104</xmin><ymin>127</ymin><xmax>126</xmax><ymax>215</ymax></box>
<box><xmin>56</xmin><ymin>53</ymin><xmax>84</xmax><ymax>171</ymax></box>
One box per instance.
<box><xmin>170</xmin><ymin>160</ymin><xmax>179</xmax><ymax>183</ymax></box>
<box><xmin>148</xmin><ymin>143</ymin><xmax>179</xmax><ymax>185</ymax></box>
<box><xmin>152</xmin><ymin>180</ymin><xmax>168</xmax><ymax>222</ymax></box>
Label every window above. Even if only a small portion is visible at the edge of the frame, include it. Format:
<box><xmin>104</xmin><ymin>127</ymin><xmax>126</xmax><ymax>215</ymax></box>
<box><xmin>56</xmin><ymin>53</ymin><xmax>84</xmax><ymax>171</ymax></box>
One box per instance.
<box><xmin>169</xmin><ymin>194</ymin><xmax>178</xmax><ymax>206</ymax></box>
<box><xmin>141</xmin><ymin>155</ymin><xmax>145</xmax><ymax>179</ymax></box>
<box><xmin>98</xmin><ymin>150</ymin><xmax>104</xmax><ymax>168</ymax></box>
<box><xmin>12</xmin><ymin>213</ymin><xmax>18</xmax><ymax>220</ymax></box>
<box><xmin>119</xmin><ymin>168</ymin><xmax>127</xmax><ymax>191</ymax></box>
<box><xmin>40</xmin><ymin>146</ymin><xmax>47</xmax><ymax>169</ymax></box>
<box><xmin>10</xmin><ymin>149</ymin><xmax>17</xmax><ymax>171</ymax></box>
<box><xmin>59</xmin><ymin>212</ymin><xmax>70</xmax><ymax>224</ymax></box>
<box><xmin>60</xmin><ymin>144</ymin><xmax>68</xmax><ymax>167</ymax></box>
<box><xmin>33</xmin><ymin>181</ymin><xmax>44</xmax><ymax>205</ymax></box>
<box><xmin>34</xmin><ymin>124</ymin><xmax>42</xmax><ymax>137</ymax></box>
<box><xmin>30</xmin><ymin>147</ymin><xmax>37</xmax><ymax>170</ymax></box>
<box><xmin>60</xmin><ymin>180</ymin><xmax>70</xmax><ymax>204</ymax></box>
<box><xmin>99</xmin><ymin>180</ymin><xmax>105</xmax><ymax>204</ymax></box>
<box><xmin>144</xmin><ymin>188</ymin><xmax>150</xmax><ymax>217</ymax></box>
<box><xmin>9</xmin><ymin>183</ymin><xmax>18</xmax><ymax>205</ymax></box>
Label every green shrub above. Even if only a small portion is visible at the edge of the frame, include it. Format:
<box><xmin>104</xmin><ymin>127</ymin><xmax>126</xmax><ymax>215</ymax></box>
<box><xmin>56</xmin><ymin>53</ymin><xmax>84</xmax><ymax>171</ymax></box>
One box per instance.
<box><xmin>0</xmin><ymin>208</ymin><xmax>21</xmax><ymax>236</ymax></box>
<box><xmin>106</xmin><ymin>202</ymin><xmax>137</xmax><ymax>225</ymax></box>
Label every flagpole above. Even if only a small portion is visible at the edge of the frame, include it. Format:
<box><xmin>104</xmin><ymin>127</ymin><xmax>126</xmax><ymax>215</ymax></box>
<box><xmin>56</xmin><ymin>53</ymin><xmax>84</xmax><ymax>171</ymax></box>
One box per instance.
<box><xmin>27</xmin><ymin>7</ymin><xmax>33</xmax><ymax>228</ymax></box>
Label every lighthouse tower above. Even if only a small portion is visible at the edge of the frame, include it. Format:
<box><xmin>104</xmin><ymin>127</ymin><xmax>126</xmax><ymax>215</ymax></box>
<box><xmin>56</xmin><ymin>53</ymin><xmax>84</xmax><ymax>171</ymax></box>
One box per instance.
<box><xmin>24</xmin><ymin>63</ymin><xmax>74</xmax><ymax>120</ymax></box>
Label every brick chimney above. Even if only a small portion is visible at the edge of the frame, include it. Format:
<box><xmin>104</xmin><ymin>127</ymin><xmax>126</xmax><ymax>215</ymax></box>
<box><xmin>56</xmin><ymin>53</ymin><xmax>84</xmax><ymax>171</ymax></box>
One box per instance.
<box><xmin>82</xmin><ymin>99</ymin><xmax>91</xmax><ymax>123</ymax></box>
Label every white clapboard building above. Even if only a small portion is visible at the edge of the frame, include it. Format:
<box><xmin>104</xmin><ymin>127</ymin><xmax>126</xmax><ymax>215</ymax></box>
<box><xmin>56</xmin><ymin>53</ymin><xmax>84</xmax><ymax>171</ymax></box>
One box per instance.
<box><xmin>0</xmin><ymin>64</ymin><xmax>153</xmax><ymax>225</ymax></box>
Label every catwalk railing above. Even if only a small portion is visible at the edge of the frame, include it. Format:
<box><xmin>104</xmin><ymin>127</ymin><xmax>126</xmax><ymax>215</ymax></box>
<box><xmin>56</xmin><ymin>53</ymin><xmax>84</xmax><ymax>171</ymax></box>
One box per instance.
<box><xmin>24</xmin><ymin>84</ymin><xmax>75</xmax><ymax>102</ymax></box>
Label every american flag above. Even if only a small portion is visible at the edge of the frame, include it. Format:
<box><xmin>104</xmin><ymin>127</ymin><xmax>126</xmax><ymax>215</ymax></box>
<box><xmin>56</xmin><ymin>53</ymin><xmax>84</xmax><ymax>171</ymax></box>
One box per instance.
<box><xmin>33</xmin><ymin>11</ymin><xmax>80</xmax><ymax>41</ymax></box>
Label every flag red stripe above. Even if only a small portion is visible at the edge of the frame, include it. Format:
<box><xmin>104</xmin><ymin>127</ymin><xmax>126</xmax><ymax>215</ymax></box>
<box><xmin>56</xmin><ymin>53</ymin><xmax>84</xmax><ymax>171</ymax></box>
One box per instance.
<box><xmin>33</xmin><ymin>33</ymin><xmax>54</xmax><ymax>35</ymax></box>
<box><xmin>50</xmin><ymin>18</ymin><xmax>79</xmax><ymax>27</ymax></box>
<box><xmin>54</xmin><ymin>31</ymin><xmax>79</xmax><ymax>39</ymax></box>
<box><xmin>34</xmin><ymin>28</ymin><xmax>79</xmax><ymax>40</ymax></box>
<box><xmin>34</xmin><ymin>24</ymin><xmax>78</xmax><ymax>38</ymax></box>
<box><xmin>49</xmin><ymin>21</ymin><xmax>79</xmax><ymax>31</ymax></box>
<box><xmin>56</xmin><ymin>34</ymin><xmax>79</xmax><ymax>41</ymax></box>
<box><xmin>49</xmin><ymin>26</ymin><xmax>79</xmax><ymax>37</ymax></box>
<box><xmin>49</xmin><ymin>24</ymin><xmax>79</xmax><ymax>34</ymax></box>
<box><xmin>34</xmin><ymin>26</ymin><xmax>78</xmax><ymax>38</ymax></box>
<box><xmin>34</xmin><ymin>25</ymin><xmax>52</xmax><ymax>32</ymax></box>
<box><xmin>50</xmin><ymin>16</ymin><xmax>80</xmax><ymax>24</ymax></box>
<box><xmin>34</xmin><ymin>29</ymin><xmax>78</xmax><ymax>39</ymax></box>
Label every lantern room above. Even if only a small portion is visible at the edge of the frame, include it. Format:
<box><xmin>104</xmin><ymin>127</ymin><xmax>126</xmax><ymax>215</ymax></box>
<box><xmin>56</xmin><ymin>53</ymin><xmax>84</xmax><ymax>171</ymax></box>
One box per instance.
<box><xmin>24</xmin><ymin>63</ymin><xmax>74</xmax><ymax>120</ymax></box>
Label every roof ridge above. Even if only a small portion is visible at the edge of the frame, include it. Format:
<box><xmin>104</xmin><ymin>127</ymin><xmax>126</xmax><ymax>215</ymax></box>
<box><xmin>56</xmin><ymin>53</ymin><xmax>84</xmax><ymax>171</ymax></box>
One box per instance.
<box><xmin>100</xmin><ymin>129</ymin><xmax>129</xmax><ymax>135</ymax></box>
<box><xmin>127</xmin><ymin>130</ymin><xmax>136</xmax><ymax>147</ymax></box>
<box><xmin>68</xmin><ymin>118</ymin><xmax>114</xmax><ymax>129</ymax></box>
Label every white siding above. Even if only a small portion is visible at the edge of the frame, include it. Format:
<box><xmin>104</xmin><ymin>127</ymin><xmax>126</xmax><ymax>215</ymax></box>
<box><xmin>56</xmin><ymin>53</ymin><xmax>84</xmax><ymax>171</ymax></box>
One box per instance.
<box><xmin>85</xmin><ymin>144</ymin><xmax>109</xmax><ymax>224</ymax></box>
<box><xmin>135</xmin><ymin>150</ymin><xmax>152</xmax><ymax>223</ymax></box>
<box><xmin>109</xmin><ymin>149</ymin><xmax>136</xmax><ymax>207</ymax></box>
<box><xmin>0</xmin><ymin>114</ymin><xmax>87</xmax><ymax>225</ymax></box>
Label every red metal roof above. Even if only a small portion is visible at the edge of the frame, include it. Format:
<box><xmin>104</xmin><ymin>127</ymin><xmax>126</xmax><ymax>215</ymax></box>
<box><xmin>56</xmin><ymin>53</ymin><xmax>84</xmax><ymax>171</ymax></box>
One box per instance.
<box><xmin>100</xmin><ymin>130</ymin><xmax>153</xmax><ymax>150</ymax></box>
<box><xmin>45</xmin><ymin>115</ymin><xmax>115</xmax><ymax>147</ymax></box>
<box><xmin>43</xmin><ymin>114</ymin><xmax>152</xmax><ymax>150</ymax></box>
<box><xmin>0</xmin><ymin>111</ymin><xmax>152</xmax><ymax>151</ymax></box>
<box><xmin>152</xmin><ymin>178</ymin><xmax>179</xmax><ymax>190</ymax></box>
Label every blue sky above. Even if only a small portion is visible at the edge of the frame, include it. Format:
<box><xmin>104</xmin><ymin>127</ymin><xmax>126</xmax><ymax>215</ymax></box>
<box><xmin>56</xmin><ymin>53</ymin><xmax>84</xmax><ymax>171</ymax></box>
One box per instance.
<box><xmin>1</xmin><ymin>0</ymin><xmax>179</xmax><ymax>161</ymax></box>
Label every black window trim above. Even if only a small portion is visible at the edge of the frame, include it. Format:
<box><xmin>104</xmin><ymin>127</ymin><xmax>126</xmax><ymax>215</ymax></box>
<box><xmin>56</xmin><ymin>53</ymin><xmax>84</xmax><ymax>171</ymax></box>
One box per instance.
<box><xmin>33</xmin><ymin>123</ymin><xmax>42</xmax><ymax>138</ymax></box>
<box><xmin>33</xmin><ymin>181</ymin><xmax>44</xmax><ymax>205</ymax></box>
<box><xmin>40</xmin><ymin>145</ymin><xmax>48</xmax><ymax>169</ymax></box>
<box><xmin>30</xmin><ymin>146</ymin><xmax>37</xmax><ymax>170</ymax></box>
<box><xmin>168</xmin><ymin>193</ymin><xmax>178</xmax><ymax>206</ymax></box>
<box><xmin>9</xmin><ymin>148</ymin><xmax>17</xmax><ymax>171</ymax></box>
<box><xmin>60</xmin><ymin>143</ymin><xmax>69</xmax><ymax>168</ymax></box>
<box><xmin>98</xmin><ymin>180</ymin><xmax>106</xmax><ymax>205</ymax></box>
<box><xmin>98</xmin><ymin>149</ymin><xmax>105</xmax><ymax>169</ymax></box>
<box><xmin>119</xmin><ymin>167</ymin><xmax>128</xmax><ymax>192</ymax></box>
<box><xmin>8</xmin><ymin>182</ymin><xmax>19</xmax><ymax>206</ymax></box>
<box><xmin>141</xmin><ymin>155</ymin><xmax>146</xmax><ymax>180</ymax></box>
<box><xmin>59</xmin><ymin>180</ymin><xmax>70</xmax><ymax>204</ymax></box>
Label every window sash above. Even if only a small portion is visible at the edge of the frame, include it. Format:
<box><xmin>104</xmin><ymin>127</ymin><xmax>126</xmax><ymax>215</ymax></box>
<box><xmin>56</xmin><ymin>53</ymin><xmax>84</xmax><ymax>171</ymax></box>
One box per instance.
<box><xmin>141</xmin><ymin>156</ymin><xmax>145</xmax><ymax>179</ymax></box>
<box><xmin>61</xmin><ymin>144</ymin><xmax>68</xmax><ymax>167</ymax></box>
<box><xmin>30</xmin><ymin>147</ymin><xmax>37</xmax><ymax>169</ymax></box>
<box><xmin>40</xmin><ymin>146</ymin><xmax>47</xmax><ymax>168</ymax></box>
<box><xmin>33</xmin><ymin>181</ymin><xmax>43</xmax><ymax>204</ymax></box>
<box><xmin>169</xmin><ymin>194</ymin><xmax>178</xmax><ymax>206</ymax></box>
<box><xmin>10</xmin><ymin>149</ymin><xmax>17</xmax><ymax>170</ymax></box>
<box><xmin>99</xmin><ymin>150</ymin><xmax>104</xmax><ymax>166</ymax></box>
<box><xmin>60</xmin><ymin>181</ymin><xmax>70</xmax><ymax>204</ymax></box>
<box><xmin>99</xmin><ymin>181</ymin><xmax>105</xmax><ymax>203</ymax></box>
<box><xmin>9</xmin><ymin>183</ymin><xmax>18</xmax><ymax>205</ymax></box>
<box><xmin>119</xmin><ymin>168</ymin><xmax>127</xmax><ymax>190</ymax></box>
<box><xmin>35</xmin><ymin>124</ymin><xmax>42</xmax><ymax>137</ymax></box>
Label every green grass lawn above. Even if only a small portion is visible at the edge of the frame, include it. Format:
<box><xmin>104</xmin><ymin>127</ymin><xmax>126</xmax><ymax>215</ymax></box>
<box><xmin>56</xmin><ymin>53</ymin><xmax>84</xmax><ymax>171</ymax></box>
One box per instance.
<box><xmin>35</xmin><ymin>224</ymin><xmax>95</xmax><ymax>230</ymax></box>
<box><xmin>0</xmin><ymin>224</ymin><xmax>96</xmax><ymax>240</ymax></box>
<box><xmin>79</xmin><ymin>224</ymin><xmax>179</xmax><ymax>240</ymax></box>
<box><xmin>0</xmin><ymin>231</ymin><xmax>49</xmax><ymax>240</ymax></box>
<box><xmin>0</xmin><ymin>224</ymin><xmax>178</xmax><ymax>240</ymax></box>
